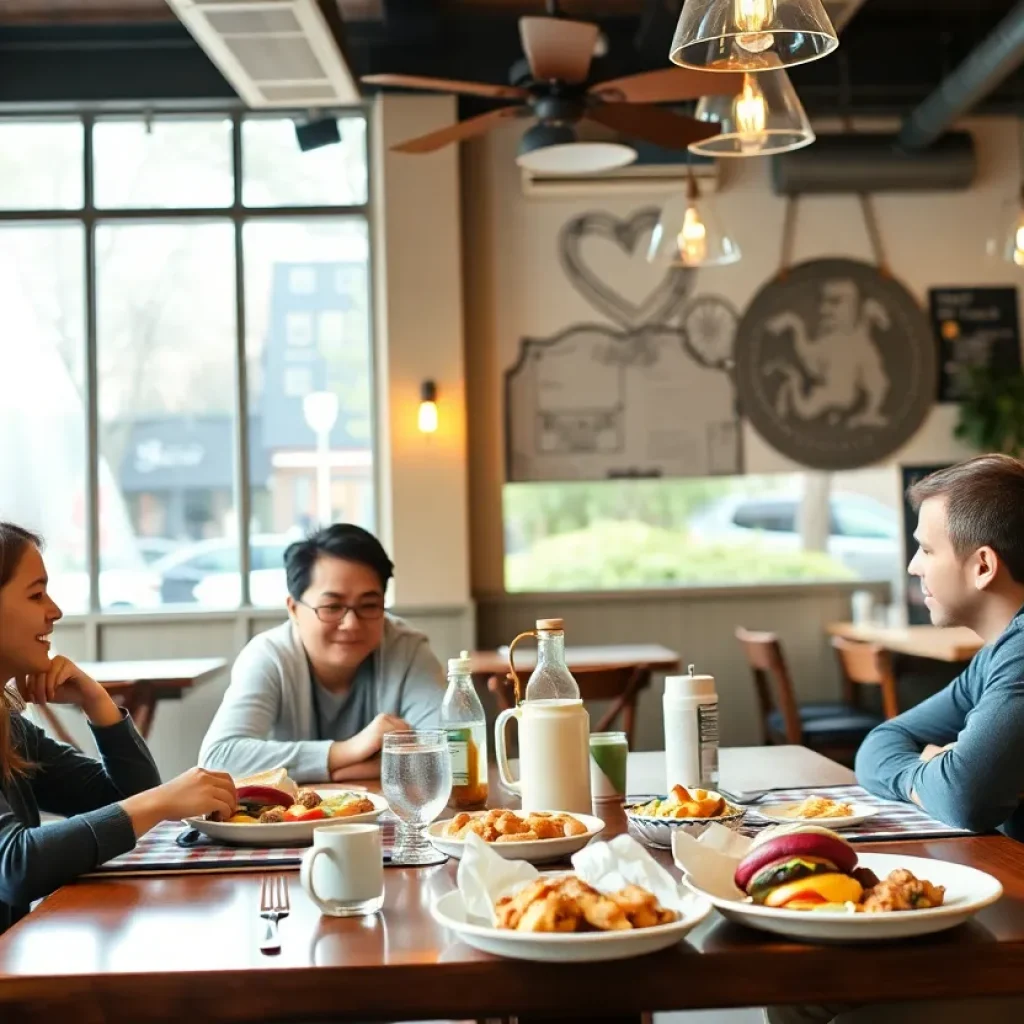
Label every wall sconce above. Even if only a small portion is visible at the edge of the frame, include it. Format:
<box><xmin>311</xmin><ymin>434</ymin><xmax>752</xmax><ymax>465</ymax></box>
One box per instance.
<box><xmin>418</xmin><ymin>380</ymin><xmax>438</xmax><ymax>434</ymax></box>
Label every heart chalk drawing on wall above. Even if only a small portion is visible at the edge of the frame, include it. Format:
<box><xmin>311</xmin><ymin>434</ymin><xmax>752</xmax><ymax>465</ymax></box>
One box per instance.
<box><xmin>559</xmin><ymin>208</ymin><xmax>693</xmax><ymax>329</ymax></box>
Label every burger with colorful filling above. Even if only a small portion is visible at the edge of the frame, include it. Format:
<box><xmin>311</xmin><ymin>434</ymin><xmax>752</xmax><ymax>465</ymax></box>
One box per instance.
<box><xmin>734</xmin><ymin>825</ymin><xmax>878</xmax><ymax>911</ymax></box>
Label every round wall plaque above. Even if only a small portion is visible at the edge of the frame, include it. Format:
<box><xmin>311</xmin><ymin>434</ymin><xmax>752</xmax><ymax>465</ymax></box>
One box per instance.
<box><xmin>734</xmin><ymin>258</ymin><xmax>937</xmax><ymax>470</ymax></box>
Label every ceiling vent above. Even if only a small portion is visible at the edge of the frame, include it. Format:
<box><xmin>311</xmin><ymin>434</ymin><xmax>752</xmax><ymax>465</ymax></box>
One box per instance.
<box><xmin>167</xmin><ymin>0</ymin><xmax>360</xmax><ymax>108</ymax></box>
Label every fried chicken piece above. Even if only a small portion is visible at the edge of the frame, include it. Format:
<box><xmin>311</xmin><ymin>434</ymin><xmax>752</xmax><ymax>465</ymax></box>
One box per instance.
<box><xmin>495</xmin><ymin>830</ymin><xmax>540</xmax><ymax>842</ymax></box>
<box><xmin>558</xmin><ymin>878</ymin><xmax>632</xmax><ymax>931</ymax></box>
<box><xmin>555</xmin><ymin>814</ymin><xmax>588</xmax><ymax>837</ymax></box>
<box><xmin>445</xmin><ymin>813</ymin><xmax>472</xmax><ymax>837</ymax></box>
<box><xmin>516</xmin><ymin>892</ymin><xmax>580</xmax><ymax>932</ymax></box>
<box><xmin>495</xmin><ymin>878</ymin><xmax>558</xmax><ymax>929</ymax></box>
<box><xmin>607</xmin><ymin>884</ymin><xmax>677</xmax><ymax>928</ymax></box>
<box><xmin>860</xmin><ymin>869</ymin><xmax>946</xmax><ymax>913</ymax></box>
<box><xmin>525</xmin><ymin>815</ymin><xmax>564</xmax><ymax>840</ymax></box>
<box><xmin>492</xmin><ymin>810</ymin><xmax>530</xmax><ymax>837</ymax></box>
<box><xmin>258</xmin><ymin>807</ymin><xmax>286</xmax><ymax>824</ymax></box>
<box><xmin>294</xmin><ymin>788</ymin><xmax>321</xmax><ymax>810</ymax></box>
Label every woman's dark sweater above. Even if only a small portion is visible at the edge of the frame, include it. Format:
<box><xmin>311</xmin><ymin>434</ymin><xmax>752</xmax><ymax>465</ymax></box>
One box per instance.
<box><xmin>0</xmin><ymin>709</ymin><xmax>160</xmax><ymax>934</ymax></box>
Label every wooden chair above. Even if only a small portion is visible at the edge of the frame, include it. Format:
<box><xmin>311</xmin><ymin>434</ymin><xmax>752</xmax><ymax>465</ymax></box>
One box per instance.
<box><xmin>831</xmin><ymin>635</ymin><xmax>901</xmax><ymax>722</ymax></box>
<box><xmin>735</xmin><ymin>627</ymin><xmax>884</xmax><ymax>765</ymax></box>
<box><xmin>487</xmin><ymin>664</ymin><xmax>652</xmax><ymax>747</ymax></box>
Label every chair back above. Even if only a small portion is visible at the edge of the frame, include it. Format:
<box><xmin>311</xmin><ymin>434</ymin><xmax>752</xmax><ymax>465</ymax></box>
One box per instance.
<box><xmin>734</xmin><ymin>627</ymin><xmax>802</xmax><ymax>744</ymax></box>
<box><xmin>486</xmin><ymin>664</ymin><xmax>652</xmax><ymax>747</ymax></box>
<box><xmin>830</xmin><ymin>636</ymin><xmax>900</xmax><ymax>720</ymax></box>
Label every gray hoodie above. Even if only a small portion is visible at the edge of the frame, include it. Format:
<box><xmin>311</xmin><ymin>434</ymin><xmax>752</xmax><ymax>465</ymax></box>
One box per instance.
<box><xmin>198</xmin><ymin>616</ymin><xmax>445</xmax><ymax>782</ymax></box>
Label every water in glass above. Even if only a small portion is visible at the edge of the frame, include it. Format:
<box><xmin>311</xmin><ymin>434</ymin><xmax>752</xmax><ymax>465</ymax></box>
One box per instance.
<box><xmin>381</xmin><ymin>730</ymin><xmax>452</xmax><ymax>865</ymax></box>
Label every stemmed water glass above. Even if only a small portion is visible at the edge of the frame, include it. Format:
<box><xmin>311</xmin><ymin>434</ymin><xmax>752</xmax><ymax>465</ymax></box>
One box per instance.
<box><xmin>381</xmin><ymin>729</ymin><xmax>452</xmax><ymax>866</ymax></box>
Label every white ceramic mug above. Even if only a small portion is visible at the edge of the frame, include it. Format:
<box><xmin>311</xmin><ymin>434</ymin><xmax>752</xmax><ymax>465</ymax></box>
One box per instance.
<box><xmin>300</xmin><ymin>823</ymin><xmax>385</xmax><ymax>918</ymax></box>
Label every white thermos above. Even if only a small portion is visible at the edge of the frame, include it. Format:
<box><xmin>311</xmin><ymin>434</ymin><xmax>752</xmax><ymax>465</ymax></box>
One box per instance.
<box><xmin>663</xmin><ymin>664</ymin><xmax>719</xmax><ymax>793</ymax></box>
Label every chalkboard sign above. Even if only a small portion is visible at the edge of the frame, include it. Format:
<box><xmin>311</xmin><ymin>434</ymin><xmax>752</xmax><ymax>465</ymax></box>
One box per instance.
<box><xmin>929</xmin><ymin>287</ymin><xmax>1021</xmax><ymax>402</ymax></box>
<box><xmin>900</xmin><ymin>463</ymin><xmax>951</xmax><ymax>625</ymax></box>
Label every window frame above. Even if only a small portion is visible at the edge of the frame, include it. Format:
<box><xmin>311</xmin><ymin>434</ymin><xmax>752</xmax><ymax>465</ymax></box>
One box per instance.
<box><xmin>0</xmin><ymin>108</ymin><xmax>375</xmax><ymax>616</ymax></box>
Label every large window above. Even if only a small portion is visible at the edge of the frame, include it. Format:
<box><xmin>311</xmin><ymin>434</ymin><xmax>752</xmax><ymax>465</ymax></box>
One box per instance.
<box><xmin>0</xmin><ymin>113</ymin><xmax>373</xmax><ymax>613</ymax></box>
<box><xmin>503</xmin><ymin>468</ymin><xmax>902</xmax><ymax>595</ymax></box>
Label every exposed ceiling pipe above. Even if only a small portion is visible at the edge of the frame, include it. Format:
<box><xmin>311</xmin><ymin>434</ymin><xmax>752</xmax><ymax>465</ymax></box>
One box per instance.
<box><xmin>898</xmin><ymin>0</ymin><xmax>1024</xmax><ymax>151</ymax></box>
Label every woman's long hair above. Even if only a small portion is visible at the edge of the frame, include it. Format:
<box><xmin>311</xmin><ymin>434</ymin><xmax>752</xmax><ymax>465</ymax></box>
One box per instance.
<box><xmin>0</xmin><ymin>523</ymin><xmax>41</xmax><ymax>782</ymax></box>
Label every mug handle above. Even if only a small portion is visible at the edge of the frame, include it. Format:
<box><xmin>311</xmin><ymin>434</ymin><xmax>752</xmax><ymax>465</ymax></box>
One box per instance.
<box><xmin>300</xmin><ymin>847</ymin><xmax>336</xmax><ymax>915</ymax></box>
<box><xmin>495</xmin><ymin>706</ymin><xmax>522</xmax><ymax>795</ymax></box>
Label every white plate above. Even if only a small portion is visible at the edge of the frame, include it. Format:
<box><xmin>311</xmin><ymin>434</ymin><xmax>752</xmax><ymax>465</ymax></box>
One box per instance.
<box><xmin>431</xmin><ymin>887</ymin><xmax>711</xmax><ymax>962</ymax></box>
<box><xmin>752</xmin><ymin>802</ymin><xmax>881</xmax><ymax>829</ymax></box>
<box><xmin>428</xmin><ymin>811</ymin><xmax>605</xmax><ymax>864</ymax></box>
<box><xmin>681</xmin><ymin>852</ymin><xmax>1002</xmax><ymax>943</ymax></box>
<box><xmin>183</xmin><ymin>790</ymin><xmax>389</xmax><ymax>847</ymax></box>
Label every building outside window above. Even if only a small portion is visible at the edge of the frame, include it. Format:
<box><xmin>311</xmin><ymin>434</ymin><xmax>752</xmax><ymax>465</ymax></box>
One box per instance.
<box><xmin>0</xmin><ymin>113</ymin><xmax>373</xmax><ymax>613</ymax></box>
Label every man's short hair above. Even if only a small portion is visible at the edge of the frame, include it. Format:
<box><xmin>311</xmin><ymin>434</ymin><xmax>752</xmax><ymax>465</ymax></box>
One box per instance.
<box><xmin>284</xmin><ymin>524</ymin><xmax>394</xmax><ymax>600</ymax></box>
<box><xmin>908</xmin><ymin>455</ymin><xmax>1024</xmax><ymax>583</ymax></box>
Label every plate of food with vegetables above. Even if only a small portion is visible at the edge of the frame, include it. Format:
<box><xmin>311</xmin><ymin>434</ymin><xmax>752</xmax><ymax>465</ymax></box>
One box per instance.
<box><xmin>183</xmin><ymin>768</ymin><xmax>389</xmax><ymax>847</ymax></box>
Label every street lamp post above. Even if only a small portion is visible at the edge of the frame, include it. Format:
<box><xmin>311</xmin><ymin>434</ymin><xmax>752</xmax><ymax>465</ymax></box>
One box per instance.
<box><xmin>302</xmin><ymin>390</ymin><xmax>340</xmax><ymax>527</ymax></box>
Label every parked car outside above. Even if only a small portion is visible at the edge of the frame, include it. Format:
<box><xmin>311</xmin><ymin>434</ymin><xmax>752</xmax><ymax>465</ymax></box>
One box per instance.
<box><xmin>688</xmin><ymin>491</ymin><xmax>902</xmax><ymax>595</ymax></box>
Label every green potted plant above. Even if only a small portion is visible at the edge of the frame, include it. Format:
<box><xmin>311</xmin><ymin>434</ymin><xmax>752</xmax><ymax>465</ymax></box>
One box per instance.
<box><xmin>955</xmin><ymin>366</ymin><xmax>1024</xmax><ymax>457</ymax></box>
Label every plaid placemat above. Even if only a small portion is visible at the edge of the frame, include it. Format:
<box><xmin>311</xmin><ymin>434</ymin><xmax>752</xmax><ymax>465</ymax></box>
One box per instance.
<box><xmin>736</xmin><ymin>785</ymin><xmax>974</xmax><ymax>843</ymax></box>
<box><xmin>84</xmin><ymin>815</ymin><xmax>405</xmax><ymax>878</ymax></box>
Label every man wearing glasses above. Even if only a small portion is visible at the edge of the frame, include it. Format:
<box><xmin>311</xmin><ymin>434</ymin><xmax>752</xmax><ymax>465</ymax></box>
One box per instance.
<box><xmin>200</xmin><ymin>524</ymin><xmax>445</xmax><ymax>782</ymax></box>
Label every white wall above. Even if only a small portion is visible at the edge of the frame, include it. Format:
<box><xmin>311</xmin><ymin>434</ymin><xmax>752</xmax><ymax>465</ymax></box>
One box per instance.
<box><xmin>463</xmin><ymin>116</ymin><xmax>1024</xmax><ymax>594</ymax></box>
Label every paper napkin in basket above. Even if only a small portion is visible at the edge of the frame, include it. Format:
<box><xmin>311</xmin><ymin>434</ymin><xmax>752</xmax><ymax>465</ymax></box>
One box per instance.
<box><xmin>457</xmin><ymin>831</ymin><xmax>706</xmax><ymax>924</ymax></box>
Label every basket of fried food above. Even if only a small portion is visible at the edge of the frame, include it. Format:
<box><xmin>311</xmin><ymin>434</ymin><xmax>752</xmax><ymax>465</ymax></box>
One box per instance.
<box><xmin>428</xmin><ymin>808</ymin><xmax>605</xmax><ymax>864</ymax></box>
<box><xmin>626</xmin><ymin>784</ymin><xmax>746</xmax><ymax>847</ymax></box>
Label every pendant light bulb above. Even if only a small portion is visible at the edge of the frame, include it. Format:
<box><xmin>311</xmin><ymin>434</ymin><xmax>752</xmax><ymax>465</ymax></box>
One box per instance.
<box><xmin>734</xmin><ymin>75</ymin><xmax>768</xmax><ymax>151</ymax></box>
<box><xmin>734</xmin><ymin>0</ymin><xmax>776</xmax><ymax>53</ymax></box>
<box><xmin>678</xmin><ymin>205</ymin><xmax>709</xmax><ymax>265</ymax></box>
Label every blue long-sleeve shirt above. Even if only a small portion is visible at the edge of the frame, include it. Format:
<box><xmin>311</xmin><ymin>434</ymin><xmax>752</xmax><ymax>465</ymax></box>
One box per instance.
<box><xmin>856</xmin><ymin>610</ymin><xmax>1024</xmax><ymax>840</ymax></box>
<box><xmin>0</xmin><ymin>709</ymin><xmax>161</xmax><ymax>934</ymax></box>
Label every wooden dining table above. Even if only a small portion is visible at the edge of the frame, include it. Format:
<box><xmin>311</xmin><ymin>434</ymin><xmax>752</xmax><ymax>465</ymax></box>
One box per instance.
<box><xmin>2</xmin><ymin>747</ymin><xmax>1024</xmax><ymax>1022</ymax></box>
<box><xmin>36</xmin><ymin>658</ymin><xmax>228</xmax><ymax>748</ymax></box>
<box><xmin>827</xmin><ymin>622</ymin><xmax>983</xmax><ymax>663</ymax></box>
<box><xmin>468</xmin><ymin>643</ymin><xmax>681</xmax><ymax>678</ymax></box>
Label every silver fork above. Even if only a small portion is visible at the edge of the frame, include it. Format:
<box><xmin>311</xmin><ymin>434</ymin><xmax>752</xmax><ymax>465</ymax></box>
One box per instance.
<box><xmin>259</xmin><ymin>875</ymin><xmax>290</xmax><ymax>954</ymax></box>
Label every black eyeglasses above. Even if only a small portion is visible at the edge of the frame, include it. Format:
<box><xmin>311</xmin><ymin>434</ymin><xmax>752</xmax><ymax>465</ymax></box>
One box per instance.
<box><xmin>299</xmin><ymin>600</ymin><xmax>386</xmax><ymax>624</ymax></box>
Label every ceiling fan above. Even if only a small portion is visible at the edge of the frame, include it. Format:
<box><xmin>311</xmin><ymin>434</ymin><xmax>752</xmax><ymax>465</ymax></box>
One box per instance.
<box><xmin>361</xmin><ymin>2</ymin><xmax>743</xmax><ymax>174</ymax></box>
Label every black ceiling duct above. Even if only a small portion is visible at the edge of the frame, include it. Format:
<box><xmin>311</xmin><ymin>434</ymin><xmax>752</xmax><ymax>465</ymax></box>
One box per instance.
<box><xmin>898</xmin><ymin>0</ymin><xmax>1024</xmax><ymax>152</ymax></box>
<box><xmin>771</xmin><ymin>131</ymin><xmax>976</xmax><ymax>195</ymax></box>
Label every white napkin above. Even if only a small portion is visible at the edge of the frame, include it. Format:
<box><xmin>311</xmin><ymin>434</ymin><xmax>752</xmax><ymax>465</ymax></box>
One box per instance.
<box><xmin>671</xmin><ymin>821</ymin><xmax>814</xmax><ymax>899</ymax></box>
<box><xmin>671</xmin><ymin>822</ymin><xmax>752</xmax><ymax>899</ymax></box>
<box><xmin>456</xmin><ymin>830</ymin><xmax>706</xmax><ymax>924</ymax></box>
<box><xmin>457</xmin><ymin>833</ymin><xmax>539</xmax><ymax>922</ymax></box>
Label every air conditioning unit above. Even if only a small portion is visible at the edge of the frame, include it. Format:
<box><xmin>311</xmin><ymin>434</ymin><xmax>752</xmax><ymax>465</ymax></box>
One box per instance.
<box><xmin>167</xmin><ymin>0</ymin><xmax>360</xmax><ymax>108</ymax></box>
<box><xmin>521</xmin><ymin>145</ymin><xmax>720</xmax><ymax>199</ymax></box>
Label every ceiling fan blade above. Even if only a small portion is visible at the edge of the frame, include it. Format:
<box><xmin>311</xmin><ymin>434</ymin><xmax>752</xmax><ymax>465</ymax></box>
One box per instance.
<box><xmin>362</xmin><ymin>73</ymin><xmax>528</xmax><ymax>101</ymax></box>
<box><xmin>585</xmin><ymin>102</ymin><xmax>722</xmax><ymax>151</ymax></box>
<box><xmin>519</xmin><ymin>16</ymin><xmax>598</xmax><ymax>84</ymax></box>
<box><xmin>590</xmin><ymin>67</ymin><xmax>744</xmax><ymax>104</ymax></box>
<box><xmin>390</xmin><ymin>106</ymin><xmax>527</xmax><ymax>154</ymax></box>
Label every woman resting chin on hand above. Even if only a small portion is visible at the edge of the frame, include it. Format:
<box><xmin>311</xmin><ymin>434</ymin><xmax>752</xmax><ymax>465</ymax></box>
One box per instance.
<box><xmin>0</xmin><ymin>523</ymin><xmax>237</xmax><ymax>936</ymax></box>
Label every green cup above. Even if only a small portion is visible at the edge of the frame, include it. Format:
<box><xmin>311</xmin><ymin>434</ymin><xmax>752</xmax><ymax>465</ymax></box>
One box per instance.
<box><xmin>590</xmin><ymin>731</ymin><xmax>628</xmax><ymax>800</ymax></box>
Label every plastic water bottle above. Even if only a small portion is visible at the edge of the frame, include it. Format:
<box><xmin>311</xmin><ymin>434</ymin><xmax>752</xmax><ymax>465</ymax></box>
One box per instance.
<box><xmin>440</xmin><ymin>650</ymin><xmax>489</xmax><ymax>810</ymax></box>
<box><xmin>663</xmin><ymin>664</ymin><xmax>719</xmax><ymax>792</ymax></box>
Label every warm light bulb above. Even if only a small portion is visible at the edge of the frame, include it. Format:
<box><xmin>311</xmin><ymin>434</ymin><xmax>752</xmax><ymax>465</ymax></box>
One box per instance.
<box><xmin>677</xmin><ymin>204</ymin><xmax>708</xmax><ymax>265</ymax></box>
<box><xmin>734</xmin><ymin>75</ymin><xmax>768</xmax><ymax>152</ymax></box>
<box><xmin>734</xmin><ymin>0</ymin><xmax>776</xmax><ymax>53</ymax></box>
<box><xmin>418</xmin><ymin>399</ymin><xmax>438</xmax><ymax>434</ymax></box>
<box><xmin>1014</xmin><ymin>221</ymin><xmax>1024</xmax><ymax>261</ymax></box>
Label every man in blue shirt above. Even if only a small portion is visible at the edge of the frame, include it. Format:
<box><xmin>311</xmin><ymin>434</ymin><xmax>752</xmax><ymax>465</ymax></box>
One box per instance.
<box><xmin>855</xmin><ymin>454</ymin><xmax>1024</xmax><ymax>841</ymax></box>
<box><xmin>767</xmin><ymin>456</ymin><xmax>1024</xmax><ymax>1024</ymax></box>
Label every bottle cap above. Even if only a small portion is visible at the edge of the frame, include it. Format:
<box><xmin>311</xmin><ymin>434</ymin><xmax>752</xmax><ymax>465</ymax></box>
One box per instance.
<box><xmin>536</xmin><ymin>617</ymin><xmax>564</xmax><ymax>631</ymax></box>
<box><xmin>664</xmin><ymin>663</ymin><xmax>716</xmax><ymax>700</ymax></box>
<box><xmin>447</xmin><ymin>649</ymin><xmax>472</xmax><ymax>674</ymax></box>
